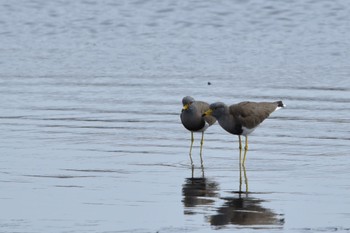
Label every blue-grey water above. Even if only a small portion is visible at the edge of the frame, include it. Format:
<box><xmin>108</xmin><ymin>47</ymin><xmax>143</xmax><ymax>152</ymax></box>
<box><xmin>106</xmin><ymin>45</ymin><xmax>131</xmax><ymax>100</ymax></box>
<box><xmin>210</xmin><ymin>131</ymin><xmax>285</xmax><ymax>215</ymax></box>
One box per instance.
<box><xmin>1</xmin><ymin>0</ymin><xmax>350</xmax><ymax>232</ymax></box>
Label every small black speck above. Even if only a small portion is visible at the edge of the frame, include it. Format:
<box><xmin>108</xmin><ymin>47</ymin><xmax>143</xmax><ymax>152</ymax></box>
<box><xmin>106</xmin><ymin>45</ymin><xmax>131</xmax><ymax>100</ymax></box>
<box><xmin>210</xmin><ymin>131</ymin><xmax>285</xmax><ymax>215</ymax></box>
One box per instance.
<box><xmin>207</xmin><ymin>82</ymin><xmax>211</xmax><ymax>85</ymax></box>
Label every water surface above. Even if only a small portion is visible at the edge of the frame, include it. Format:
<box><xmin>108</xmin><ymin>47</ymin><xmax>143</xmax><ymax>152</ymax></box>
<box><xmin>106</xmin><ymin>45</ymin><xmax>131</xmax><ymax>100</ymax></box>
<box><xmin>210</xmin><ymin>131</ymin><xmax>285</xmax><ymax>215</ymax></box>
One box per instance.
<box><xmin>1</xmin><ymin>0</ymin><xmax>350</xmax><ymax>232</ymax></box>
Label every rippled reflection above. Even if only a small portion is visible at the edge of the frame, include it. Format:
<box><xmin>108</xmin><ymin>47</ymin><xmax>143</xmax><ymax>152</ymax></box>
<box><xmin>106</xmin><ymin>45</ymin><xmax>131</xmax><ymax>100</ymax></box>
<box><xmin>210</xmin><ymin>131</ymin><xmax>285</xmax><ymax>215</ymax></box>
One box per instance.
<box><xmin>182</xmin><ymin>151</ymin><xmax>284</xmax><ymax>228</ymax></box>
<box><xmin>182</xmin><ymin>167</ymin><xmax>219</xmax><ymax>214</ymax></box>
<box><xmin>210</xmin><ymin>150</ymin><xmax>284</xmax><ymax>227</ymax></box>
<box><xmin>209</xmin><ymin>195</ymin><xmax>285</xmax><ymax>227</ymax></box>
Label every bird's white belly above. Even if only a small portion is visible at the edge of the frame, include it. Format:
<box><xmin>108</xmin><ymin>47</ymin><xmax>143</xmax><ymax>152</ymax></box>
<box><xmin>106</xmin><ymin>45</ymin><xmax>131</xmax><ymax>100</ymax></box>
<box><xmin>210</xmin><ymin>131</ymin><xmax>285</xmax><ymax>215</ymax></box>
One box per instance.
<box><xmin>242</xmin><ymin>126</ymin><xmax>256</xmax><ymax>136</ymax></box>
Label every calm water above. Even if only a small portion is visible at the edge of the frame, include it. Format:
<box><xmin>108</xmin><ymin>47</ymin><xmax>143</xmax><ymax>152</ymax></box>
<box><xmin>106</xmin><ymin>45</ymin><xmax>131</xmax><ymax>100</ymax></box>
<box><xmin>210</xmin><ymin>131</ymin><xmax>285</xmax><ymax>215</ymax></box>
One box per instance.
<box><xmin>1</xmin><ymin>0</ymin><xmax>350</xmax><ymax>232</ymax></box>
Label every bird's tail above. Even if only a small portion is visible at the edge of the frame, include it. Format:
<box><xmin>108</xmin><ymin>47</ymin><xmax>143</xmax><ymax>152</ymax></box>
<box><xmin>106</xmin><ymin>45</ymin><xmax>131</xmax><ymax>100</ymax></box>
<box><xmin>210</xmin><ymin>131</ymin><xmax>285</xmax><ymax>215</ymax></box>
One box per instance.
<box><xmin>276</xmin><ymin>101</ymin><xmax>286</xmax><ymax>108</ymax></box>
<box><xmin>275</xmin><ymin>101</ymin><xmax>286</xmax><ymax>111</ymax></box>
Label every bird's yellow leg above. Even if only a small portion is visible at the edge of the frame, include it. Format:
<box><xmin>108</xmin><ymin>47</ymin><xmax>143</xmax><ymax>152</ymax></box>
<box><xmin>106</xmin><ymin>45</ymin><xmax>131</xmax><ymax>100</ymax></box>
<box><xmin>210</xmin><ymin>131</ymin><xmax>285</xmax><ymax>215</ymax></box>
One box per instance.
<box><xmin>244</xmin><ymin>136</ymin><xmax>248</xmax><ymax>151</ymax></box>
<box><xmin>199</xmin><ymin>131</ymin><xmax>204</xmax><ymax>167</ymax></box>
<box><xmin>189</xmin><ymin>132</ymin><xmax>194</xmax><ymax>166</ymax></box>
<box><xmin>242</xmin><ymin>146</ymin><xmax>248</xmax><ymax>165</ymax></box>
<box><xmin>238</xmin><ymin>135</ymin><xmax>242</xmax><ymax>150</ymax></box>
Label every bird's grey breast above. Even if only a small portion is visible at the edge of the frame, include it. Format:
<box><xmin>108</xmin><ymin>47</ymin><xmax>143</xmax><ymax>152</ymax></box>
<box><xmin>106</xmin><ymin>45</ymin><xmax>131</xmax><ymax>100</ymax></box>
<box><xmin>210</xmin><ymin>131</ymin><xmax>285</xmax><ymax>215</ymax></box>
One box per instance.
<box><xmin>218</xmin><ymin>114</ymin><xmax>243</xmax><ymax>135</ymax></box>
<box><xmin>181</xmin><ymin>108</ymin><xmax>205</xmax><ymax>131</ymax></box>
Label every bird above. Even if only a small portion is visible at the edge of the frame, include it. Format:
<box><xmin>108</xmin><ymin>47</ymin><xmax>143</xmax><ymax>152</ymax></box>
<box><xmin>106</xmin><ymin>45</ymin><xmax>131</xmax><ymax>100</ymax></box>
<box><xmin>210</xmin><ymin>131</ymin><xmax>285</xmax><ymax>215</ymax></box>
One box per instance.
<box><xmin>180</xmin><ymin>96</ymin><xmax>216</xmax><ymax>166</ymax></box>
<box><xmin>202</xmin><ymin>101</ymin><xmax>285</xmax><ymax>163</ymax></box>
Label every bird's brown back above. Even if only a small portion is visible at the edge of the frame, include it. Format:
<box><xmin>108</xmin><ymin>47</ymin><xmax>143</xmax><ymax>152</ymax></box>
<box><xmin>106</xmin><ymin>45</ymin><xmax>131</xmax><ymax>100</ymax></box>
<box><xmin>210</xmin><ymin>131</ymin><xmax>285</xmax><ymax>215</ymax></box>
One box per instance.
<box><xmin>229</xmin><ymin>101</ymin><xmax>280</xmax><ymax>129</ymax></box>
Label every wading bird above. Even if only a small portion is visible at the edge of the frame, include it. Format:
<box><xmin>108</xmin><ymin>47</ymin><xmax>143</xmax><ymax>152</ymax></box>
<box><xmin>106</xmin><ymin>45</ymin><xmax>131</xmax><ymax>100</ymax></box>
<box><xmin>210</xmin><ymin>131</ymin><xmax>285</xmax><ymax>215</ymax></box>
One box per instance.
<box><xmin>203</xmin><ymin>101</ymin><xmax>285</xmax><ymax>164</ymax></box>
<box><xmin>181</xmin><ymin>96</ymin><xmax>216</xmax><ymax>166</ymax></box>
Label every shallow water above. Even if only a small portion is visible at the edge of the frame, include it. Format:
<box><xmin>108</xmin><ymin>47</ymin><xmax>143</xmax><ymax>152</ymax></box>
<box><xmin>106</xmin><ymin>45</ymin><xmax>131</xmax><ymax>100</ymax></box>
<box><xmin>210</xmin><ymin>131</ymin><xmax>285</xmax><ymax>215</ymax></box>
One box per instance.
<box><xmin>1</xmin><ymin>0</ymin><xmax>350</xmax><ymax>232</ymax></box>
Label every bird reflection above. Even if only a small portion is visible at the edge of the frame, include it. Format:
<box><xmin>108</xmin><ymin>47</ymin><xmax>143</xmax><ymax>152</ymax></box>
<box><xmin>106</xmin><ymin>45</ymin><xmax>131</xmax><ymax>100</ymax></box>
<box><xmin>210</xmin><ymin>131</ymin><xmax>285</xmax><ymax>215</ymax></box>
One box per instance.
<box><xmin>209</xmin><ymin>150</ymin><xmax>284</xmax><ymax>227</ymax></box>
<box><xmin>209</xmin><ymin>195</ymin><xmax>284</xmax><ymax>227</ymax></box>
<box><xmin>182</xmin><ymin>166</ymin><xmax>219</xmax><ymax>214</ymax></box>
<box><xmin>182</xmin><ymin>150</ymin><xmax>284</xmax><ymax>227</ymax></box>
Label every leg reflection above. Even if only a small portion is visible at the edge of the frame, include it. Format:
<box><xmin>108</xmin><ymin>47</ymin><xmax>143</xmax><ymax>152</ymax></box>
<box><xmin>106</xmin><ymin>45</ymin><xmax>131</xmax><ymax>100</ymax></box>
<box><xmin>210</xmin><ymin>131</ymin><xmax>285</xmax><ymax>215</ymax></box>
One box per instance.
<box><xmin>199</xmin><ymin>132</ymin><xmax>204</xmax><ymax>167</ymax></box>
<box><xmin>189</xmin><ymin>132</ymin><xmax>194</xmax><ymax>167</ymax></box>
<box><xmin>239</xmin><ymin>149</ymin><xmax>248</xmax><ymax>194</ymax></box>
<box><xmin>242</xmin><ymin>150</ymin><xmax>248</xmax><ymax>193</ymax></box>
<box><xmin>190</xmin><ymin>164</ymin><xmax>205</xmax><ymax>179</ymax></box>
<box><xmin>239</xmin><ymin>149</ymin><xmax>242</xmax><ymax>193</ymax></box>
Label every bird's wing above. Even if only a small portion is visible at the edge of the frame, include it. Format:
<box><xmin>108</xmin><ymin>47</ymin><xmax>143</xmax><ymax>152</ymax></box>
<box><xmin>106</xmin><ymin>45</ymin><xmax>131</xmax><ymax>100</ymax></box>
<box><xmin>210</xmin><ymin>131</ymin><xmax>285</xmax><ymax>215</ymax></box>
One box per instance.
<box><xmin>194</xmin><ymin>101</ymin><xmax>217</xmax><ymax>126</ymax></box>
<box><xmin>229</xmin><ymin>102</ymin><xmax>275</xmax><ymax>129</ymax></box>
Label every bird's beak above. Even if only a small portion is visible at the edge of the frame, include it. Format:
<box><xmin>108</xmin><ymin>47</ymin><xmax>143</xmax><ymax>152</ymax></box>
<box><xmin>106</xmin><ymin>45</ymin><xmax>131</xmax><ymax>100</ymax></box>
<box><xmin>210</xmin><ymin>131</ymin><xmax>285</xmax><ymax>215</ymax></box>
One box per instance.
<box><xmin>202</xmin><ymin>109</ymin><xmax>213</xmax><ymax>117</ymax></box>
<box><xmin>182</xmin><ymin>104</ymin><xmax>190</xmax><ymax>110</ymax></box>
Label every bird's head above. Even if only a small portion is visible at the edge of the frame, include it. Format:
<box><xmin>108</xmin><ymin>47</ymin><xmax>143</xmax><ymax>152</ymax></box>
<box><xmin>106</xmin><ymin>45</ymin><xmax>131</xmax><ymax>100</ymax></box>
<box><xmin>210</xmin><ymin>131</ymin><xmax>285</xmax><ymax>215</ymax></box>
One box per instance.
<box><xmin>202</xmin><ymin>102</ymin><xmax>227</xmax><ymax>118</ymax></box>
<box><xmin>182</xmin><ymin>96</ymin><xmax>195</xmax><ymax>111</ymax></box>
